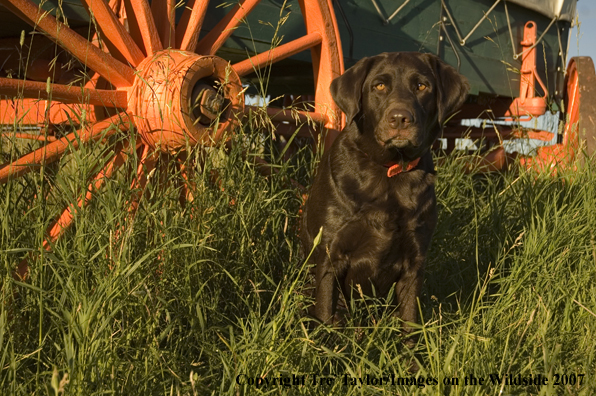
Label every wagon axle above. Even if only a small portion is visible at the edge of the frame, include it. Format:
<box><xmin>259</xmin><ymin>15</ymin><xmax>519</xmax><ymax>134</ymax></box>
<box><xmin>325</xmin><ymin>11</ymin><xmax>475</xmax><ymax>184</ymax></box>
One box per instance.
<box><xmin>193</xmin><ymin>85</ymin><xmax>226</xmax><ymax>124</ymax></box>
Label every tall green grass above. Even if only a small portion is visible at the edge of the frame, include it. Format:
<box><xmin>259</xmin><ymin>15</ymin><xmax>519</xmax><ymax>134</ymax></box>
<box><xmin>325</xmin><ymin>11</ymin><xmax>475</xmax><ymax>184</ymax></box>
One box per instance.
<box><xmin>2</xmin><ymin>116</ymin><xmax>595</xmax><ymax>394</ymax></box>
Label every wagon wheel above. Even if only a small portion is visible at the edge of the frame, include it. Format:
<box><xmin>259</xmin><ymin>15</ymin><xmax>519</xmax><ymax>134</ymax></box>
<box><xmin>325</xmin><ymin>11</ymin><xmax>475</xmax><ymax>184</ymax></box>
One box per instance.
<box><xmin>522</xmin><ymin>56</ymin><xmax>596</xmax><ymax>171</ymax></box>
<box><xmin>560</xmin><ymin>57</ymin><xmax>596</xmax><ymax>160</ymax></box>
<box><xmin>0</xmin><ymin>0</ymin><xmax>344</xmax><ymax>279</ymax></box>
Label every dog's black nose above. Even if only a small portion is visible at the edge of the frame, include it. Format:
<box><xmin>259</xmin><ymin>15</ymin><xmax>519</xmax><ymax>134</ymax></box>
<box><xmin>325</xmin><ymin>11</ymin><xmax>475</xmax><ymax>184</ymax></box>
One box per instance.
<box><xmin>387</xmin><ymin>109</ymin><xmax>413</xmax><ymax>129</ymax></box>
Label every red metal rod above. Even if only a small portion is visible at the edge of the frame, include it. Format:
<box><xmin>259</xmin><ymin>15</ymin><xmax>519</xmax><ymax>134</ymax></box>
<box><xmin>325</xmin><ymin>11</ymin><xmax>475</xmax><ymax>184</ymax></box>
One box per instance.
<box><xmin>195</xmin><ymin>0</ymin><xmax>261</xmax><ymax>55</ymax></box>
<box><xmin>232</xmin><ymin>33</ymin><xmax>322</xmax><ymax>77</ymax></box>
<box><xmin>124</xmin><ymin>0</ymin><xmax>162</xmax><ymax>56</ymax></box>
<box><xmin>176</xmin><ymin>0</ymin><xmax>209</xmax><ymax>52</ymax></box>
<box><xmin>442</xmin><ymin>126</ymin><xmax>555</xmax><ymax>142</ymax></box>
<box><xmin>0</xmin><ymin>78</ymin><xmax>128</xmax><ymax>107</ymax></box>
<box><xmin>245</xmin><ymin>105</ymin><xmax>329</xmax><ymax>125</ymax></box>
<box><xmin>0</xmin><ymin>113</ymin><xmax>129</xmax><ymax>184</ymax></box>
<box><xmin>81</xmin><ymin>0</ymin><xmax>145</xmax><ymax>66</ymax></box>
<box><xmin>274</xmin><ymin>122</ymin><xmax>318</xmax><ymax>139</ymax></box>
<box><xmin>0</xmin><ymin>0</ymin><xmax>134</xmax><ymax>87</ymax></box>
<box><xmin>510</xmin><ymin>130</ymin><xmax>555</xmax><ymax>141</ymax></box>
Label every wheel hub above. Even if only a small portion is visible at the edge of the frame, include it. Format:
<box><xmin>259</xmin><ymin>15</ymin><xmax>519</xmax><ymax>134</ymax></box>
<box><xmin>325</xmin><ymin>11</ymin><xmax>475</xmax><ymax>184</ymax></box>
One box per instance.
<box><xmin>128</xmin><ymin>50</ymin><xmax>244</xmax><ymax>153</ymax></box>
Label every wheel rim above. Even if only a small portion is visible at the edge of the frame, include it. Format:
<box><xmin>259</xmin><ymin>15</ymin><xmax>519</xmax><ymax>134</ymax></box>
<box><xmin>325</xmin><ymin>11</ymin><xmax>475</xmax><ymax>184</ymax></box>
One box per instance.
<box><xmin>562</xmin><ymin>57</ymin><xmax>596</xmax><ymax>158</ymax></box>
<box><xmin>562</xmin><ymin>59</ymin><xmax>581</xmax><ymax>151</ymax></box>
<box><xmin>0</xmin><ymin>0</ymin><xmax>343</xmax><ymax>278</ymax></box>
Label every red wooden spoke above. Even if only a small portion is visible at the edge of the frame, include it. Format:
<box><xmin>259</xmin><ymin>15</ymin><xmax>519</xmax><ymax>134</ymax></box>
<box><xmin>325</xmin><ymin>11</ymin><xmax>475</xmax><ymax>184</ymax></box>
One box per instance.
<box><xmin>127</xmin><ymin>144</ymin><xmax>158</xmax><ymax>217</ymax></box>
<box><xmin>174</xmin><ymin>151</ymin><xmax>197</xmax><ymax>206</ymax></box>
<box><xmin>0</xmin><ymin>113</ymin><xmax>129</xmax><ymax>184</ymax></box>
<box><xmin>124</xmin><ymin>0</ymin><xmax>162</xmax><ymax>56</ymax></box>
<box><xmin>176</xmin><ymin>0</ymin><xmax>209</xmax><ymax>52</ymax></box>
<box><xmin>195</xmin><ymin>0</ymin><xmax>261</xmax><ymax>55</ymax></box>
<box><xmin>2</xmin><ymin>133</ymin><xmax>58</xmax><ymax>142</ymax></box>
<box><xmin>0</xmin><ymin>0</ymin><xmax>134</xmax><ymax>88</ymax></box>
<box><xmin>176</xmin><ymin>160</ymin><xmax>191</xmax><ymax>206</ymax></box>
<box><xmin>0</xmin><ymin>78</ymin><xmax>128</xmax><ymax>107</ymax></box>
<box><xmin>1</xmin><ymin>98</ymin><xmax>46</xmax><ymax>125</ymax></box>
<box><xmin>13</xmin><ymin>141</ymin><xmax>130</xmax><ymax>280</ymax></box>
<box><xmin>108</xmin><ymin>0</ymin><xmax>121</xmax><ymax>14</ymax></box>
<box><xmin>1</xmin><ymin>98</ymin><xmax>96</xmax><ymax>125</ymax></box>
<box><xmin>81</xmin><ymin>0</ymin><xmax>145</xmax><ymax>66</ymax></box>
<box><xmin>151</xmin><ymin>0</ymin><xmax>176</xmax><ymax>48</ymax></box>
<box><xmin>232</xmin><ymin>32</ymin><xmax>322</xmax><ymax>77</ymax></box>
<box><xmin>42</xmin><ymin>141</ymin><xmax>130</xmax><ymax>247</ymax></box>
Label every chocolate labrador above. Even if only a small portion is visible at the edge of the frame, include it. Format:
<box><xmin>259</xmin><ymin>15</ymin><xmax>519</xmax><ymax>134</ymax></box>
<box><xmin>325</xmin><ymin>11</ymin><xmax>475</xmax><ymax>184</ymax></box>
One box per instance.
<box><xmin>301</xmin><ymin>52</ymin><xmax>469</xmax><ymax>328</ymax></box>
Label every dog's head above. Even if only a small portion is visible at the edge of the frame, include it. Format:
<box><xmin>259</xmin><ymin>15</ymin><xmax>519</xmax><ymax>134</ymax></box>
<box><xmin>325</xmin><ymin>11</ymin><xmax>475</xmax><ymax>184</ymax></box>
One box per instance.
<box><xmin>331</xmin><ymin>52</ymin><xmax>469</xmax><ymax>162</ymax></box>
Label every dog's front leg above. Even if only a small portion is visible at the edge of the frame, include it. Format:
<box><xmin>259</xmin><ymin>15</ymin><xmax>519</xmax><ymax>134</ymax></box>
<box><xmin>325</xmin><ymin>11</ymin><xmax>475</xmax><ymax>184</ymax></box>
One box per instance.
<box><xmin>313</xmin><ymin>253</ymin><xmax>339</xmax><ymax>325</ymax></box>
<box><xmin>394</xmin><ymin>265</ymin><xmax>423</xmax><ymax>372</ymax></box>
<box><xmin>394</xmin><ymin>266</ymin><xmax>423</xmax><ymax>333</ymax></box>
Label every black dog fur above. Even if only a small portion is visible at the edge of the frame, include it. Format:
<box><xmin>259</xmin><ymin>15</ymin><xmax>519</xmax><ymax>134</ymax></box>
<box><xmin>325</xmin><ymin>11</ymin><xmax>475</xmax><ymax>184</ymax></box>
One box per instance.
<box><xmin>301</xmin><ymin>52</ymin><xmax>469</xmax><ymax>328</ymax></box>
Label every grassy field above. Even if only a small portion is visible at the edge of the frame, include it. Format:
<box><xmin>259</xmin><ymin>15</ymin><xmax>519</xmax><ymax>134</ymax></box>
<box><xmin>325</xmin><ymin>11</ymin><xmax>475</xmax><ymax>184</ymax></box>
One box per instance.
<box><xmin>1</xmin><ymin>116</ymin><xmax>596</xmax><ymax>395</ymax></box>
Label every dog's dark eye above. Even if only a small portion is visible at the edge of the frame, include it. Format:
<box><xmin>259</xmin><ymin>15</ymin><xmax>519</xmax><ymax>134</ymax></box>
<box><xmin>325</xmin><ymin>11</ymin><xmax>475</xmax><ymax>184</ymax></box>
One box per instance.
<box><xmin>417</xmin><ymin>83</ymin><xmax>427</xmax><ymax>91</ymax></box>
<box><xmin>374</xmin><ymin>83</ymin><xmax>386</xmax><ymax>91</ymax></box>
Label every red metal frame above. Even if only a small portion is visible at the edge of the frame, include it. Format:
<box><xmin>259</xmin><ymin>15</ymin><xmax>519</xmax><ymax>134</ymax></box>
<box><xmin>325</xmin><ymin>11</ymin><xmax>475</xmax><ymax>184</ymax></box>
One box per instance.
<box><xmin>445</xmin><ymin>20</ymin><xmax>591</xmax><ymax>174</ymax></box>
<box><xmin>505</xmin><ymin>21</ymin><xmax>548</xmax><ymax>120</ymax></box>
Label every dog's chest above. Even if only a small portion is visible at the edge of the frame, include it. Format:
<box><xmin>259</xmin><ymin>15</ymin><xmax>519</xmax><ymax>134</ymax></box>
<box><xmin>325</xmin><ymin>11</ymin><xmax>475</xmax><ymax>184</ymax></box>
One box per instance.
<box><xmin>389</xmin><ymin>172</ymin><xmax>435</xmax><ymax>212</ymax></box>
<box><xmin>348</xmin><ymin>169</ymin><xmax>434</xmax><ymax>213</ymax></box>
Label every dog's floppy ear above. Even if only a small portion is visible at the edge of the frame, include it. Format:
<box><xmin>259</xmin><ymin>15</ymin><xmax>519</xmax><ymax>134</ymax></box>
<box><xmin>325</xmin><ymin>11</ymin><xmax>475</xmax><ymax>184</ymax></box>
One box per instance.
<box><xmin>425</xmin><ymin>54</ymin><xmax>470</xmax><ymax>125</ymax></box>
<box><xmin>330</xmin><ymin>56</ymin><xmax>378</xmax><ymax>124</ymax></box>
